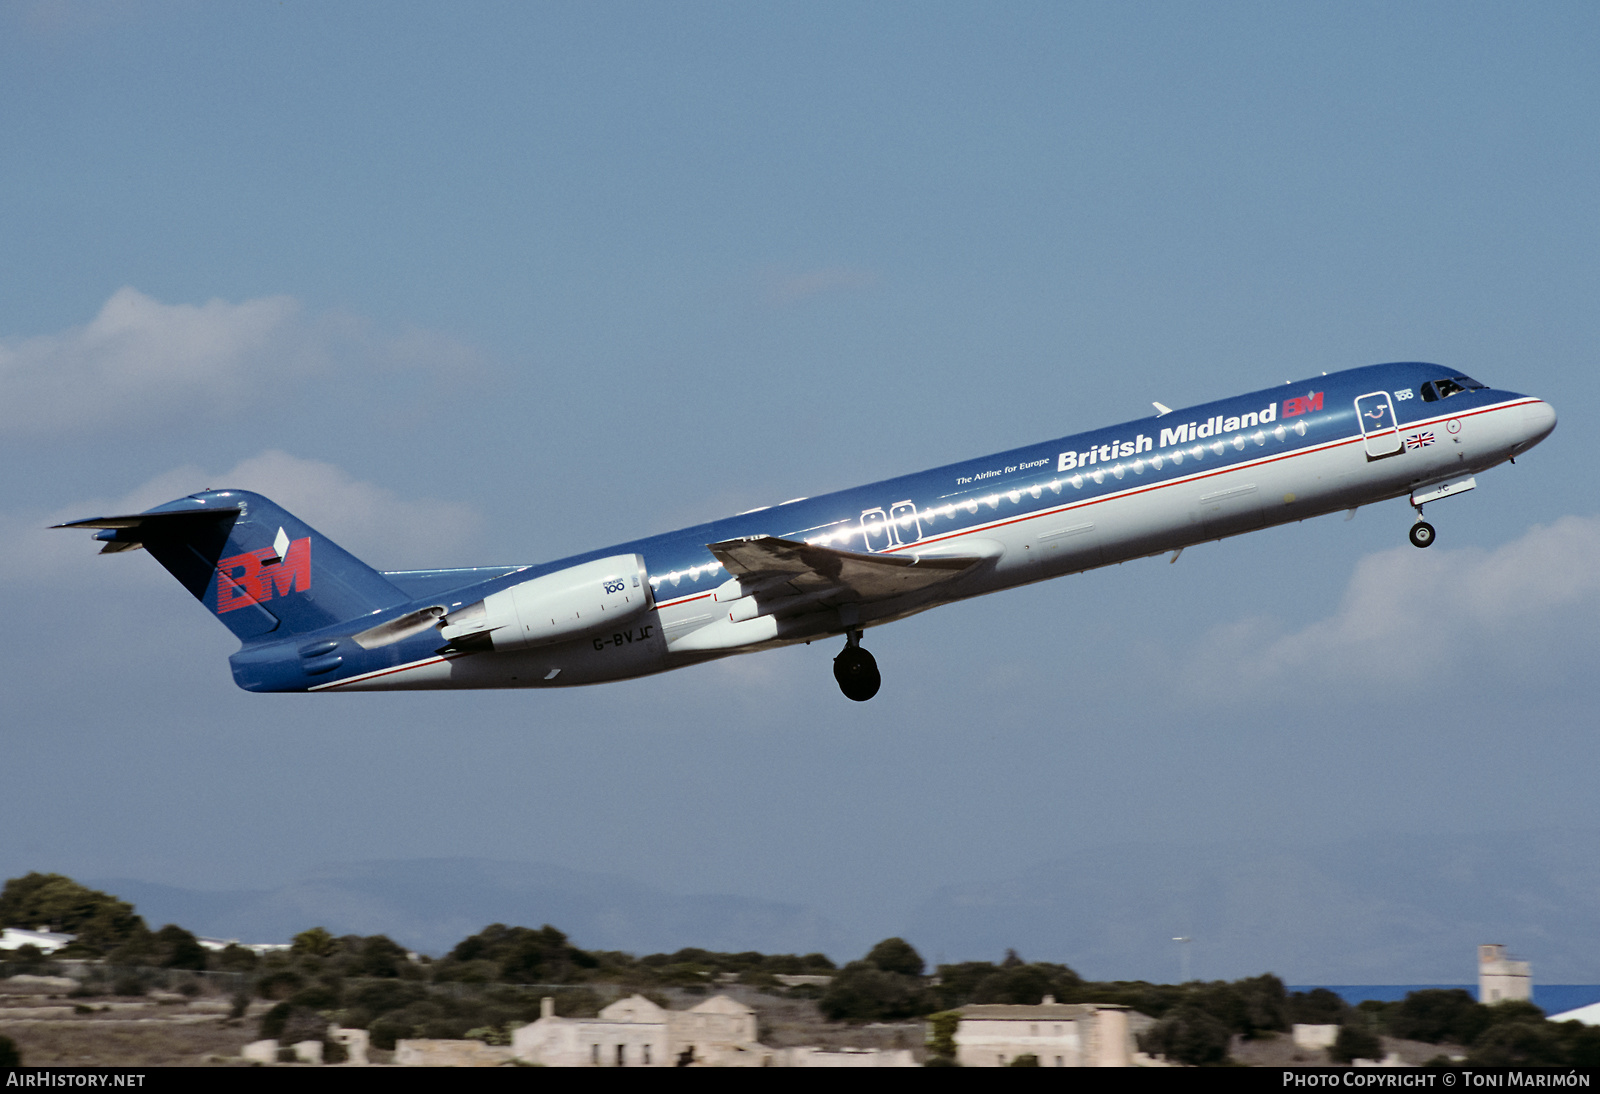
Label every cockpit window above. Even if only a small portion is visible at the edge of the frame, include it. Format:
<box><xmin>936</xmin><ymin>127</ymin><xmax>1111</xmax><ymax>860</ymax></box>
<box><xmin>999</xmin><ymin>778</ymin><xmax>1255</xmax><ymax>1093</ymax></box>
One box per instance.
<box><xmin>1419</xmin><ymin>376</ymin><xmax>1486</xmax><ymax>402</ymax></box>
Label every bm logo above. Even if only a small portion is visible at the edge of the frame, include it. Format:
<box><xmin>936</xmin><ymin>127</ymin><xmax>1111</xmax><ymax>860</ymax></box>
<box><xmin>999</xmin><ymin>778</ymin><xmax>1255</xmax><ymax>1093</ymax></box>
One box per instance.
<box><xmin>1282</xmin><ymin>391</ymin><xmax>1323</xmax><ymax>417</ymax></box>
<box><xmin>216</xmin><ymin>535</ymin><xmax>311</xmax><ymax>613</ymax></box>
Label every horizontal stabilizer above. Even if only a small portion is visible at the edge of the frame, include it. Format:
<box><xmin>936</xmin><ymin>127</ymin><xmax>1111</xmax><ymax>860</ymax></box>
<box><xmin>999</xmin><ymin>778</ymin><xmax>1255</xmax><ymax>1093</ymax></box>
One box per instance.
<box><xmin>55</xmin><ymin>505</ymin><xmax>244</xmax><ymax>552</ymax></box>
<box><xmin>55</xmin><ymin>489</ymin><xmax>408</xmax><ymax>642</ymax></box>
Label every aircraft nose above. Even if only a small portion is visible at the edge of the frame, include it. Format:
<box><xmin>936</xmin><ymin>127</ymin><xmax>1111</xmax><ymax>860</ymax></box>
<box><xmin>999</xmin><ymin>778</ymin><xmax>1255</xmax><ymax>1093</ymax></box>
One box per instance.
<box><xmin>1518</xmin><ymin>399</ymin><xmax>1557</xmax><ymax>450</ymax></box>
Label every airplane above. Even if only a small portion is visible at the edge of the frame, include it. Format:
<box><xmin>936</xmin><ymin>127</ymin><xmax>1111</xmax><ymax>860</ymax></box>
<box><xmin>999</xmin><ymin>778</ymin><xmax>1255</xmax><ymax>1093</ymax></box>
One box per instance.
<box><xmin>57</xmin><ymin>362</ymin><xmax>1555</xmax><ymax>701</ymax></box>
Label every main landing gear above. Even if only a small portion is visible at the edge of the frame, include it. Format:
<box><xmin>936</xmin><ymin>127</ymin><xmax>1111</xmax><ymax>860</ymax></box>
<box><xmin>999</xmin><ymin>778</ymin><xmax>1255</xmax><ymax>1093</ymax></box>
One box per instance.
<box><xmin>833</xmin><ymin>630</ymin><xmax>881</xmax><ymax>702</ymax></box>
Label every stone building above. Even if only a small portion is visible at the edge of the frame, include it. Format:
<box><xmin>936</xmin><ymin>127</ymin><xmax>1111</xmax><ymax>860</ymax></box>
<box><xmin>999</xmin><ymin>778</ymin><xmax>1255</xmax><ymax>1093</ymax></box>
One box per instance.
<box><xmin>951</xmin><ymin>997</ymin><xmax>1151</xmax><ymax>1067</ymax></box>
<box><xmin>512</xmin><ymin>992</ymin><xmax>766</xmax><ymax>1066</ymax></box>
<box><xmin>1478</xmin><ymin>944</ymin><xmax>1531</xmax><ymax>1004</ymax></box>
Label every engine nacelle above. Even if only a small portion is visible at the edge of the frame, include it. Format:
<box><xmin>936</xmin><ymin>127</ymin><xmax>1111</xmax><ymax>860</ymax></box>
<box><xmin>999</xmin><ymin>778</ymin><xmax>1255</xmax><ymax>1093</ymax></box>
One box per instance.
<box><xmin>439</xmin><ymin>554</ymin><xmax>652</xmax><ymax>652</ymax></box>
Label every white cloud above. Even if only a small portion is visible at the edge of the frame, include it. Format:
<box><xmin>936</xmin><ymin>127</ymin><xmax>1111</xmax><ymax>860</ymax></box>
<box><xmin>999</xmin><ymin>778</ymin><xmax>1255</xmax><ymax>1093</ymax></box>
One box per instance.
<box><xmin>1177</xmin><ymin>515</ymin><xmax>1600</xmax><ymax>699</ymax></box>
<box><xmin>212</xmin><ymin>450</ymin><xmax>481</xmax><ymax>567</ymax></box>
<box><xmin>0</xmin><ymin>288</ymin><xmax>297</xmax><ymax>435</ymax></box>
<box><xmin>15</xmin><ymin>451</ymin><xmax>483</xmax><ymax>592</ymax></box>
<box><xmin>0</xmin><ymin>287</ymin><xmax>480</xmax><ymax>437</ymax></box>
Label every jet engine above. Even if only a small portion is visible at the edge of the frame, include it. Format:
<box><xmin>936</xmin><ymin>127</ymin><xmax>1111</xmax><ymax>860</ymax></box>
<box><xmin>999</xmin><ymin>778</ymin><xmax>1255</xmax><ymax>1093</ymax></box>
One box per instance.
<box><xmin>438</xmin><ymin>554</ymin><xmax>652</xmax><ymax>653</ymax></box>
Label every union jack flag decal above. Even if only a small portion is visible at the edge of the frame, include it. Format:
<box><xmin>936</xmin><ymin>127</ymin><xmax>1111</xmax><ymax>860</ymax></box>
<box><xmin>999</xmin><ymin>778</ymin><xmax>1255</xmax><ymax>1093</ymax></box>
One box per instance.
<box><xmin>1406</xmin><ymin>431</ymin><xmax>1435</xmax><ymax>450</ymax></box>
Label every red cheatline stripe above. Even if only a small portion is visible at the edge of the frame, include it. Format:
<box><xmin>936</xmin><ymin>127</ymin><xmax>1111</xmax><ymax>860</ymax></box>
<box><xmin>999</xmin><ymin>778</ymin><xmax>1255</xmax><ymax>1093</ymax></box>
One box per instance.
<box><xmin>352</xmin><ymin>398</ymin><xmax>1541</xmax><ymax>626</ymax></box>
<box><xmin>885</xmin><ymin>398</ymin><xmax>1534</xmax><ymax>553</ymax></box>
<box><xmin>311</xmin><ymin>654</ymin><xmax>459</xmax><ymax>691</ymax></box>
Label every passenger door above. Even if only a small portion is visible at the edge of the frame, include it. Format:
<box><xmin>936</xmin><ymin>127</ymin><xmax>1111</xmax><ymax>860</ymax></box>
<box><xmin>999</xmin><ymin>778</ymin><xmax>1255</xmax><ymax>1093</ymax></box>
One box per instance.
<box><xmin>860</xmin><ymin>508</ymin><xmax>894</xmax><ymax>552</ymax></box>
<box><xmin>888</xmin><ymin>500</ymin><xmax>922</xmax><ymax>546</ymax></box>
<box><xmin>1355</xmin><ymin>391</ymin><xmax>1403</xmax><ymax>457</ymax></box>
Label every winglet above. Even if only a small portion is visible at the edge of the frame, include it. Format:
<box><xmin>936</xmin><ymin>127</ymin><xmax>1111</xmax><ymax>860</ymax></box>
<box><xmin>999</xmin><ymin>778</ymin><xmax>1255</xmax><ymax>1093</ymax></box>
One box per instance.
<box><xmin>1152</xmin><ymin>402</ymin><xmax>1173</xmax><ymax>417</ymax></box>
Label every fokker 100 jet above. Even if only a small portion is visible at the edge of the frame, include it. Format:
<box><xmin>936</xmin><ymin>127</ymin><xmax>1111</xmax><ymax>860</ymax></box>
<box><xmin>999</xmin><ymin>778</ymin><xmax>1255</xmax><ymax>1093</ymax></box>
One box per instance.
<box><xmin>59</xmin><ymin>362</ymin><xmax>1555</xmax><ymax>701</ymax></box>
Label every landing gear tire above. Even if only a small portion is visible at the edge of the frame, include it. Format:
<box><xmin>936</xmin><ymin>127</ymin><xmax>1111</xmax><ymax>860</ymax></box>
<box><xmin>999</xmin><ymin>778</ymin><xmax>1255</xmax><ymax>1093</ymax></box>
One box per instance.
<box><xmin>1409</xmin><ymin>521</ymin><xmax>1436</xmax><ymax>548</ymax></box>
<box><xmin>833</xmin><ymin>644</ymin><xmax>881</xmax><ymax>702</ymax></box>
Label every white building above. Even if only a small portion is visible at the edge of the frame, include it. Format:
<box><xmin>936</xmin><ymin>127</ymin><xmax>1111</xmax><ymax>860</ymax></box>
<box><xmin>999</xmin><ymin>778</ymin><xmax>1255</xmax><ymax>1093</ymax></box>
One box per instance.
<box><xmin>770</xmin><ymin>1047</ymin><xmax>916</xmax><ymax>1067</ymax></box>
<box><xmin>1547</xmin><ymin>1001</ymin><xmax>1600</xmax><ymax>1026</ymax></box>
<box><xmin>512</xmin><ymin>993</ymin><xmax>766</xmax><ymax>1067</ymax></box>
<box><xmin>952</xmin><ymin>997</ymin><xmax>1150</xmax><ymax>1067</ymax></box>
<box><xmin>0</xmin><ymin>928</ymin><xmax>76</xmax><ymax>954</ymax></box>
<box><xmin>1478</xmin><ymin>944</ymin><xmax>1531</xmax><ymax>1004</ymax></box>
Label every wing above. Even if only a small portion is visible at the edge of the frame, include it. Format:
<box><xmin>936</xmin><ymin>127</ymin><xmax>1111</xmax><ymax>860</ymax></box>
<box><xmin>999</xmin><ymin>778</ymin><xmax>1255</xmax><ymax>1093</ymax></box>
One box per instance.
<box><xmin>706</xmin><ymin>535</ymin><xmax>983</xmax><ymax>605</ymax></box>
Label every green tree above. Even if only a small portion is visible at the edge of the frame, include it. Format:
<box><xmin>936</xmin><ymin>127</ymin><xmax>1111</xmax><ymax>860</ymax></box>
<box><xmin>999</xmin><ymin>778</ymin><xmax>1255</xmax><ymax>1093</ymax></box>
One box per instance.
<box><xmin>864</xmin><ymin>937</ymin><xmax>925</xmax><ymax>977</ymax></box>
<box><xmin>818</xmin><ymin>962</ymin><xmax>932</xmax><ymax>1021</ymax></box>
<box><xmin>1138</xmin><ymin>1005</ymin><xmax>1232</xmax><ymax>1066</ymax></box>
<box><xmin>0</xmin><ymin>1034</ymin><xmax>20</xmax><ymax>1066</ymax></box>
<box><xmin>972</xmin><ymin>962</ymin><xmax>1081</xmax><ymax>1006</ymax></box>
<box><xmin>930</xmin><ymin>959</ymin><xmax>1082</xmax><ymax>1010</ymax></box>
<box><xmin>214</xmin><ymin>943</ymin><xmax>259</xmax><ymax>972</ymax></box>
<box><xmin>1330</xmin><ymin>1020</ymin><xmax>1383</xmax><ymax>1064</ymax></box>
<box><xmin>154</xmin><ymin>924</ymin><xmax>208</xmax><ymax>970</ymax></box>
<box><xmin>291</xmin><ymin>927</ymin><xmax>338</xmax><ymax>958</ymax></box>
<box><xmin>1289</xmin><ymin>988</ymin><xmax>1348</xmax><ymax>1025</ymax></box>
<box><xmin>927</xmin><ymin>1011</ymin><xmax>960</xmax><ymax>1061</ymax></box>
<box><xmin>1468</xmin><ymin>1019</ymin><xmax>1562</xmax><ymax>1067</ymax></box>
<box><xmin>0</xmin><ymin>873</ymin><xmax>147</xmax><ymax>952</ymax></box>
<box><xmin>1385</xmin><ymin>989</ymin><xmax>1489</xmax><ymax>1045</ymax></box>
<box><xmin>352</xmin><ymin>935</ymin><xmax>409</xmax><ymax>978</ymax></box>
<box><xmin>435</xmin><ymin>924</ymin><xmax>597</xmax><ymax>984</ymax></box>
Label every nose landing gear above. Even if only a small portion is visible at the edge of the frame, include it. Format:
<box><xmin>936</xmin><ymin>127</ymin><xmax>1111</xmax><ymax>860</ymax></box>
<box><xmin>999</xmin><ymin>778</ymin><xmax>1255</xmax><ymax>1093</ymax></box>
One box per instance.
<box><xmin>1409</xmin><ymin>498</ymin><xmax>1436</xmax><ymax>549</ymax></box>
<box><xmin>832</xmin><ymin>630</ymin><xmax>881</xmax><ymax>702</ymax></box>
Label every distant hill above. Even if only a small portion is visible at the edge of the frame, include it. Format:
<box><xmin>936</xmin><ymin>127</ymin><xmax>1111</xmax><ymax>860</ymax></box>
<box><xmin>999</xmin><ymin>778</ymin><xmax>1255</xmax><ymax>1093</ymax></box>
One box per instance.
<box><xmin>904</xmin><ymin>828</ymin><xmax>1600</xmax><ymax>984</ymax></box>
<box><xmin>90</xmin><ymin>858</ymin><xmax>844</xmax><ymax>958</ymax></box>
<box><xmin>81</xmin><ymin>828</ymin><xmax>1600</xmax><ymax>982</ymax></box>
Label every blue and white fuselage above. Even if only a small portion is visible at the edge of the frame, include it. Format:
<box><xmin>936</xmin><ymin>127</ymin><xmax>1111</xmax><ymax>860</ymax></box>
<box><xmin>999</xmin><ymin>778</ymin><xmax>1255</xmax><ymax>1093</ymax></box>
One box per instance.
<box><xmin>59</xmin><ymin>362</ymin><xmax>1556</xmax><ymax>700</ymax></box>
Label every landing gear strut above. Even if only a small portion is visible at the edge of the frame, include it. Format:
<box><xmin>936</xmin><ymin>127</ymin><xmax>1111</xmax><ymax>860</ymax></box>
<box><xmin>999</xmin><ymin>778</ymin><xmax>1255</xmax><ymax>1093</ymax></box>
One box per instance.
<box><xmin>1409</xmin><ymin>502</ymin><xmax>1436</xmax><ymax>549</ymax></box>
<box><xmin>832</xmin><ymin>630</ymin><xmax>881</xmax><ymax>702</ymax></box>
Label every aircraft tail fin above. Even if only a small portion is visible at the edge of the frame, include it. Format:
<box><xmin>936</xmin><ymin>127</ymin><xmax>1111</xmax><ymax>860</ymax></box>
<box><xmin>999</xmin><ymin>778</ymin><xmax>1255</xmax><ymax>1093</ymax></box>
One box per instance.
<box><xmin>54</xmin><ymin>489</ymin><xmax>408</xmax><ymax>642</ymax></box>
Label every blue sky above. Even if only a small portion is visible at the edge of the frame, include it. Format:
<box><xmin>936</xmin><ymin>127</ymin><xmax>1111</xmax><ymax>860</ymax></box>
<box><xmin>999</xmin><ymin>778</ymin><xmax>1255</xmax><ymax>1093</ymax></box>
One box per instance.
<box><xmin>3</xmin><ymin>1</ymin><xmax>1598</xmax><ymax>973</ymax></box>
